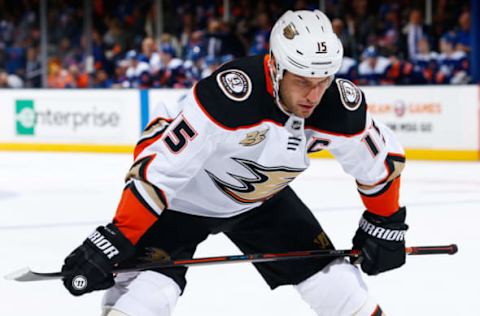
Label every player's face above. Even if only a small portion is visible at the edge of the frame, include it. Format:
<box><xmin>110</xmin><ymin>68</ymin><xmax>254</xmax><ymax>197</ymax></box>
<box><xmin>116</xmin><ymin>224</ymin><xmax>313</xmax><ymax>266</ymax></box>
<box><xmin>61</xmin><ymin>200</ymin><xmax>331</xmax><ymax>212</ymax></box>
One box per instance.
<box><xmin>279</xmin><ymin>72</ymin><xmax>333</xmax><ymax>118</ymax></box>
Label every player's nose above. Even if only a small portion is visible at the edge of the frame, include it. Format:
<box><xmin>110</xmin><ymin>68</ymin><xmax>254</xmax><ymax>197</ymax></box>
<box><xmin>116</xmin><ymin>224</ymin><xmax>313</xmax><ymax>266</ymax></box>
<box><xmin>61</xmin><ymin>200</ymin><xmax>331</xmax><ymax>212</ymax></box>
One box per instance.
<box><xmin>306</xmin><ymin>85</ymin><xmax>323</xmax><ymax>103</ymax></box>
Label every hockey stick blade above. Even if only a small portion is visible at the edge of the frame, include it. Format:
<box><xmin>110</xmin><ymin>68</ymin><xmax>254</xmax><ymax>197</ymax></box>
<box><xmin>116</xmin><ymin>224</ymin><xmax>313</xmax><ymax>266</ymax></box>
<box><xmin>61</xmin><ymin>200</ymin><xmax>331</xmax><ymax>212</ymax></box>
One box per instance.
<box><xmin>5</xmin><ymin>244</ymin><xmax>458</xmax><ymax>282</ymax></box>
<box><xmin>4</xmin><ymin>267</ymin><xmax>61</xmax><ymax>282</ymax></box>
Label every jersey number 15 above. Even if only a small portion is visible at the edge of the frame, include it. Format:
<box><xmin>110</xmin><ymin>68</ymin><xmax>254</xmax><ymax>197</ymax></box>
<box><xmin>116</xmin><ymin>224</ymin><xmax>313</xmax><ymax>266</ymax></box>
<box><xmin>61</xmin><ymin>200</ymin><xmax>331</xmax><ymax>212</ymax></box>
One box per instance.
<box><xmin>163</xmin><ymin>116</ymin><xmax>198</xmax><ymax>154</ymax></box>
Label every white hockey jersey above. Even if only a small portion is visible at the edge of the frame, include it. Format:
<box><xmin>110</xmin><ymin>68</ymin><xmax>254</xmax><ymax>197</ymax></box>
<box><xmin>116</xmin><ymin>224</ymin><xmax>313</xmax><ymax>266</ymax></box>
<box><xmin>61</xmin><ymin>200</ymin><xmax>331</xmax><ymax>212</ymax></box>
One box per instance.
<box><xmin>113</xmin><ymin>55</ymin><xmax>405</xmax><ymax>245</ymax></box>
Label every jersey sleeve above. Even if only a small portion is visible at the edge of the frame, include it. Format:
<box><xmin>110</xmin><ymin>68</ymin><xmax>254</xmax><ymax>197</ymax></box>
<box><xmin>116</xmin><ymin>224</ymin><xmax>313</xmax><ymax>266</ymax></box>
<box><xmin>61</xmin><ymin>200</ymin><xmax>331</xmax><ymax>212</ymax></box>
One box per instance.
<box><xmin>113</xmin><ymin>88</ymin><xmax>223</xmax><ymax>244</ymax></box>
<box><xmin>328</xmin><ymin>112</ymin><xmax>405</xmax><ymax>217</ymax></box>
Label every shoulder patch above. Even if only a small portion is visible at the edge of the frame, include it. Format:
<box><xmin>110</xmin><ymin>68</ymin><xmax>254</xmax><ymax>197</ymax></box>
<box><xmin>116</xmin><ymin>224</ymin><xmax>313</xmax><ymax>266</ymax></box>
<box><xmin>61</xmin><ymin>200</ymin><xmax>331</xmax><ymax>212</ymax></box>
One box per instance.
<box><xmin>335</xmin><ymin>78</ymin><xmax>362</xmax><ymax>111</ymax></box>
<box><xmin>216</xmin><ymin>69</ymin><xmax>252</xmax><ymax>102</ymax></box>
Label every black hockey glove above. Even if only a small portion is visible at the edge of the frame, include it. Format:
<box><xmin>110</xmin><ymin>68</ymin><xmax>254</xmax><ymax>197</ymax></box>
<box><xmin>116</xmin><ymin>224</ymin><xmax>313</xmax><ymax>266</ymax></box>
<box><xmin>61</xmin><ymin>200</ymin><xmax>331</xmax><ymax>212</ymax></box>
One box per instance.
<box><xmin>61</xmin><ymin>223</ymin><xmax>135</xmax><ymax>296</ymax></box>
<box><xmin>352</xmin><ymin>206</ymin><xmax>408</xmax><ymax>276</ymax></box>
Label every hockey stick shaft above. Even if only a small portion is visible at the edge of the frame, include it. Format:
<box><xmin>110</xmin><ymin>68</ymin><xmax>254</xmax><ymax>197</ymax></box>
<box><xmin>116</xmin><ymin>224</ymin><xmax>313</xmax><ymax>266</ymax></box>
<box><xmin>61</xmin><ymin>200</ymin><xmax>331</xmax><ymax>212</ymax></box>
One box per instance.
<box><xmin>406</xmin><ymin>244</ymin><xmax>458</xmax><ymax>255</ymax></box>
<box><xmin>5</xmin><ymin>244</ymin><xmax>457</xmax><ymax>282</ymax></box>
<box><xmin>118</xmin><ymin>244</ymin><xmax>458</xmax><ymax>271</ymax></box>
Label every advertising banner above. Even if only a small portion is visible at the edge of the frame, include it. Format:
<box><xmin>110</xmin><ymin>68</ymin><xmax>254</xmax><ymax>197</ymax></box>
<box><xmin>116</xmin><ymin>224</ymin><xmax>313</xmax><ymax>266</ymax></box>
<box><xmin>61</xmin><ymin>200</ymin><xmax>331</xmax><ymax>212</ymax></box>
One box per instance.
<box><xmin>362</xmin><ymin>85</ymin><xmax>479</xmax><ymax>151</ymax></box>
<box><xmin>0</xmin><ymin>86</ymin><xmax>478</xmax><ymax>160</ymax></box>
<box><xmin>0</xmin><ymin>90</ymin><xmax>140</xmax><ymax>150</ymax></box>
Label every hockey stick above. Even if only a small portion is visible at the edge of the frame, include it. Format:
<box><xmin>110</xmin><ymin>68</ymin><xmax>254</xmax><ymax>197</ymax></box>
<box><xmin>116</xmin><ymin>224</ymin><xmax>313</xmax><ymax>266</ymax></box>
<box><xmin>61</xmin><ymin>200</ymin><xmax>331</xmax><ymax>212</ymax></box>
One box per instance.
<box><xmin>5</xmin><ymin>244</ymin><xmax>457</xmax><ymax>282</ymax></box>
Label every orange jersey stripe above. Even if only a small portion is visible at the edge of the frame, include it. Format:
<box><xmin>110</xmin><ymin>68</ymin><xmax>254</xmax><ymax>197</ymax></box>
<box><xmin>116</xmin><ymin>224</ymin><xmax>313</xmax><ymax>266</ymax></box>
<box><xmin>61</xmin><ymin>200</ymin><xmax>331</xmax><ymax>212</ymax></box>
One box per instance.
<box><xmin>263</xmin><ymin>54</ymin><xmax>274</xmax><ymax>96</ymax></box>
<box><xmin>113</xmin><ymin>185</ymin><xmax>158</xmax><ymax>245</ymax></box>
<box><xmin>360</xmin><ymin>176</ymin><xmax>401</xmax><ymax>216</ymax></box>
<box><xmin>134</xmin><ymin>132</ymin><xmax>164</xmax><ymax>160</ymax></box>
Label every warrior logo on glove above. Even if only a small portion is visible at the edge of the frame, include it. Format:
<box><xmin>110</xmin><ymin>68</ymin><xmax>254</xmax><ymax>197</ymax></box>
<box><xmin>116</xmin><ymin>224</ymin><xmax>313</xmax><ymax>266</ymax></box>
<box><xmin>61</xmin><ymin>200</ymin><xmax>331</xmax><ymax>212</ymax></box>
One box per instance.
<box><xmin>72</xmin><ymin>275</ymin><xmax>88</xmax><ymax>290</ymax></box>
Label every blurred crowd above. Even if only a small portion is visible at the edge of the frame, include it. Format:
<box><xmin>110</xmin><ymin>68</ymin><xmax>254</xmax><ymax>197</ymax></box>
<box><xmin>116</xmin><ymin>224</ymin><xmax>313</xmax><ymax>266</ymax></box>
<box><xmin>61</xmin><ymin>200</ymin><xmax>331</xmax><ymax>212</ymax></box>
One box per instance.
<box><xmin>0</xmin><ymin>0</ymin><xmax>473</xmax><ymax>89</ymax></box>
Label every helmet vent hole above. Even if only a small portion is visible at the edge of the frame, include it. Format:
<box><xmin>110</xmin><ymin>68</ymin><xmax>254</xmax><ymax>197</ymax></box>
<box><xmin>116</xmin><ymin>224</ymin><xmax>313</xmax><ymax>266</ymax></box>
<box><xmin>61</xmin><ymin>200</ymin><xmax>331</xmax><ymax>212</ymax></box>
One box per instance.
<box><xmin>298</xmin><ymin>15</ymin><xmax>303</xmax><ymax>20</ymax></box>
<box><xmin>305</xmin><ymin>26</ymin><xmax>310</xmax><ymax>33</ymax></box>
<box><xmin>316</xmin><ymin>14</ymin><xmax>320</xmax><ymax>20</ymax></box>
<box><xmin>296</xmin><ymin>50</ymin><xmax>304</xmax><ymax>55</ymax></box>
<box><xmin>324</xmin><ymin>71</ymin><xmax>329</xmax><ymax>74</ymax></box>
<box><xmin>321</xmin><ymin>26</ymin><xmax>324</xmax><ymax>32</ymax></box>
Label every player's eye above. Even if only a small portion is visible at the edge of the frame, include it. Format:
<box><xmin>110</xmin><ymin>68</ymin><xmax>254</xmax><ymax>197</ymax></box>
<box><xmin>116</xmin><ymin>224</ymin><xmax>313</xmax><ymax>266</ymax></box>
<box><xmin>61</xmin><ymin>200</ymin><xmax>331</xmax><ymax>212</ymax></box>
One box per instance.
<box><xmin>296</xmin><ymin>80</ymin><xmax>309</xmax><ymax>87</ymax></box>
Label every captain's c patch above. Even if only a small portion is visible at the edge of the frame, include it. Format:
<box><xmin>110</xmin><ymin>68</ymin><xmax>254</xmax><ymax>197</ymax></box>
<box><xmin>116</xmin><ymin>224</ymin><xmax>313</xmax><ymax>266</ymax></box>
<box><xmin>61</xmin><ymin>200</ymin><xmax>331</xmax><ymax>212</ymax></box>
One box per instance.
<box><xmin>216</xmin><ymin>69</ymin><xmax>252</xmax><ymax>102</ymax></box>
<box><xmin>335</xmin><ymin>78</ymin><xmax>362</xmax><ymax>111</ymax></box>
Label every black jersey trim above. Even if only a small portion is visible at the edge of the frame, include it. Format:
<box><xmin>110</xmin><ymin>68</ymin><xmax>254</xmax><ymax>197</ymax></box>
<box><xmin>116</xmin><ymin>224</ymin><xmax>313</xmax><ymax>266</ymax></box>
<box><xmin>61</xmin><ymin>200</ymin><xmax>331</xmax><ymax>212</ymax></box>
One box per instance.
<box><xmin>193</xmin><ymin>83</ymin><xmax>284</xmax><ymax>131</ymax></box>
<box><xmin>305</xmin><ymin>125</ymin><xmax>365</xmax><ymax>137</ymax></box>
<box><xmin>305</xmin><ymin>80</ymin><xmax>367</xmax><ymax>136</ymax></box>
<box><xmin>194</xmin><ymin>55</ymin><xmax>288</xmax><ymax>130</ymax></box>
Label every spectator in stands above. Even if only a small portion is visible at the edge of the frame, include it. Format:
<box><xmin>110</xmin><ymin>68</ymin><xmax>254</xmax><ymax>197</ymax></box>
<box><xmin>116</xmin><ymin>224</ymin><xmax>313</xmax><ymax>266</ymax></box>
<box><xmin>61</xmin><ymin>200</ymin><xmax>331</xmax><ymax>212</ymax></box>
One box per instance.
<box><xmin>129</xmin><ymin>6</ymin><xmax>148</xmax><ymax>49</ymax></box>
<box><xmin>377</xmin><ymin>6</ymin><xmax>401</xmax><ymax>57</ymax></box>
<box><xmin>184</xmin><ymin>31</ymin><xmax>206</xmax><ymax>62</ymax></box>
<box><xmin>184</xmin><ymin>44</ymin><xmax>206</xmax><ymax>84</ymax></box>
<box><xmin>0</xmin><ymin>14</ymin><xmax>15</xmax><ymax>47</ymax></box>
<box><xmin>436</xmin><ymin>33</ymin><xmax>469</xmax><ymax>84</ymax></box>
<box><xmin>337</xmin><ymin>56</ymin><xmax>358</xmax><ymax>83</ymax></box>
<box><xmin>201</xmin><ymin>55</ymin><xmax>220</xmax><ymax>78</ymax></box>
<box><xmin>178</xmin><ymin>12</ymin><xmax>196</xmax><ymax>58</ymax></box>
<box><xmin>205</xmin><ymin>18</ymin><xmax>226</xmax><ymax>58</ymax></box>
<box><xmin>47</xmin><ymin>60</ymin><xmax>73</xmax><ymax>88</ymax></box>
<box><xmin>57</xmin><ymin>37</ymin><xmax>78</xmax><ymax>68</ymax></box>
<box><xmin>248</xmin><ymin>12</ymin><xmax>271</xmax><ymax>55</ymax></box>
<box><xmin>358</xmin><ymin>46</ymin><xmax>392</xmax><ymax>85</ymax></box>
<box><xmin>103</xmin><ymin>17</ymin><xmax>128</xmax><ymax>53</ymax></box>
<box><xmin>402</xmin><ymin>8</ymin><xmax>429</xmax><ymax>60</ymax></box>
<box><xmin>232</xmin><ymin>1</ymin><xmax>255</xmax><ymax>54</ymax></box>
<box><xmin>220</xmin><ymin>21</ymin><xmax>246</xmax><ymax>57</ymax></box>
<box><xmin>25</xmin><ymin>47</ymin><xmax>41</xmax><ymax>88</ymax></box>
<box><xmin>111</xmin><ymin>59</ymin><xmax>129</xmax><ymax>89</ymax></box>
<box><xmin>0</xmin><ymin>0</ymin><xmax>474</xmax><ymax>88</ymax></box>
<box><xmin>91</xmin><ymin>30</ymin><xmax>107</xmax><ymax>74</ymax></box>
<box><xmin>409</xmin><ymin>37</ymin><xmax>438</xmax><ymax>84</ymax></box>
<box><xmin>454</xmin><ymin>11</ymin><xmax>471</xmax><ymax>53</ymax></box>
<box><xmin>0</xmin><ymin>69</ymin><xmax>23</xmax><ymax>88</ymax></box>
<box><xmin>332</xmin><ymin>18</ymin><xmax>356</xmax><ymax>59</ymax></box>
<box><xmin>140</xmin><ymin>37</ymin><xmax>161</xmax><ymax>75</ymax></box>
<box><xmin>348</xmin><ymin>0</ymin><xmax>376</xmax><ymax>57</ymax></box>
<box><xmin>103</xmin><ymin>42</ymin><xmax>125</xmax><ymax>79</ymax></box>
<box><xmin>125</xmin><ymin>50</ymin><xmax>151</xmax><ymax>88</ymax></box>
<box><xmin>67</xmin><ymin>64</ymin><xmax>89</xmax><ymax>88</ymax></box>
<box><xmin>156</xmin><ymin>44</ymin><xmax>187</xmax><ymax>88</ymax></box>
<box><xmin>94</xmin><ymin>69</ymin><xmax>112</xmax><ymax>88</ymax></box>
<box><xmin>5</xmin><ymin>41</ymin><xmax>26</xmax><ymax>78</ymax></box>
<box><xmin>159</xmin><ymin>33</ymin><xmax>182</xmax><ymax>60</ymax></box>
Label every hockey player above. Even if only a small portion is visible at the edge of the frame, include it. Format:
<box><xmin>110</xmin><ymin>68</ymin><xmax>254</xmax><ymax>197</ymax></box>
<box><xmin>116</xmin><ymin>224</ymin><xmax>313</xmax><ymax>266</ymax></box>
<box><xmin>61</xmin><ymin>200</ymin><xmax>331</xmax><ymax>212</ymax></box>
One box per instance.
<box><xmin>61</xmin><ymin>10</ymin><xmax>407</xmax><ymax>316</ymax></box>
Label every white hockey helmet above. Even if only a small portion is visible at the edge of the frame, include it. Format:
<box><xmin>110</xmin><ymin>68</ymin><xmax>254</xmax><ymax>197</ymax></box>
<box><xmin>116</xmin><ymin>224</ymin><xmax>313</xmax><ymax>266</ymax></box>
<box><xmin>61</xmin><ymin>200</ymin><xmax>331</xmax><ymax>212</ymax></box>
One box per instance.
<box><xmin>269</xmin><ymin>10</ymin><xmax>343</xmax><ymax>97</ymax></box>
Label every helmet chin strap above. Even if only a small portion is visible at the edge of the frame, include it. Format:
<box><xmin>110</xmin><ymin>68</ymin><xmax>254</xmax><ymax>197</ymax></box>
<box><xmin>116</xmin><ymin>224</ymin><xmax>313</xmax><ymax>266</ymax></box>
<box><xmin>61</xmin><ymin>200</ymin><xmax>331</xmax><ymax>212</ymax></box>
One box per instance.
<box><xmin>269</xmin><ymin>55</ymin><xmax>293</xmax><ymax>117</ymax></box>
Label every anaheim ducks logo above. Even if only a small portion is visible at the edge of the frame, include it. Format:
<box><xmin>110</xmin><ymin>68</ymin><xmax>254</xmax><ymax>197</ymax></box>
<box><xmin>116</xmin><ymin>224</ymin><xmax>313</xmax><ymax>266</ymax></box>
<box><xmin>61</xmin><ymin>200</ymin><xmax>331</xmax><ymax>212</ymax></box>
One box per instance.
<box><xmin>283</xmin><ymin>22</ymin><xmax>299</xmax><ymax>39</ymax></box>
<box><xmin>239</xmin><ymin>129</ymin><xmax>269</xmax><ymax>146</ymax></box>
<box><xmin>140</xmin><ymin>247</ymin><xmax>171</xmax><ymax>263</ymax></box>
<box><xmin>206</xmin><ymin>158</ymin><xmax>305</xmax><ymax>204</ymax></box>
<box><xmin>314</xmin><ymin>231</ymin><xmax>332</xmax><ymax>249</ymax></box>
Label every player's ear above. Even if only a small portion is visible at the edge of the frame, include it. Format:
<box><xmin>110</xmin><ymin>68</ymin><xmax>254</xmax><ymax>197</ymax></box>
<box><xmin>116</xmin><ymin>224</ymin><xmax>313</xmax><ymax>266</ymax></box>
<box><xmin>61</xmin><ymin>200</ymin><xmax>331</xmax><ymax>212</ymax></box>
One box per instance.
<box><xmin>269</xmin><ymin>54</ymin><xmax>277</xmax><ymax>77</ymax></box>
<box><xmin>270</xmin><ymin>54</ymin><xmax>275</xmax><ymax>64</ymax></box>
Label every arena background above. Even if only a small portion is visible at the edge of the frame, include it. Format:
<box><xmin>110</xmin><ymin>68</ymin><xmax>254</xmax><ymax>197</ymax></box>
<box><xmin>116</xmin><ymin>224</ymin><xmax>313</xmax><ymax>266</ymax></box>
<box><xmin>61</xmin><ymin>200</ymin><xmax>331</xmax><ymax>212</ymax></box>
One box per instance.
<box><xmin>0</xmin><ymin>0</ymin><xmax>478</xmax><ymax>160</ymax></box>
<box><xmin>0</xmin><ymin>1</ymin><xmax>480</xmax><ymax>316</ymax></box>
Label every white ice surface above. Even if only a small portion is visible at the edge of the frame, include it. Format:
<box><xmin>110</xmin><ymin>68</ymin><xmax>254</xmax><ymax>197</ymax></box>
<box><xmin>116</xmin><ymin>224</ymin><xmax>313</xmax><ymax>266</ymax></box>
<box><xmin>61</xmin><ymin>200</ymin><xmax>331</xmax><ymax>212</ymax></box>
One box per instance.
<box><xmin>0</xmin><ymin>152</ymin><xmax>479</xmax><ymax>315</ymax></box>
